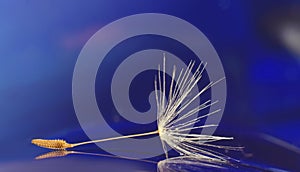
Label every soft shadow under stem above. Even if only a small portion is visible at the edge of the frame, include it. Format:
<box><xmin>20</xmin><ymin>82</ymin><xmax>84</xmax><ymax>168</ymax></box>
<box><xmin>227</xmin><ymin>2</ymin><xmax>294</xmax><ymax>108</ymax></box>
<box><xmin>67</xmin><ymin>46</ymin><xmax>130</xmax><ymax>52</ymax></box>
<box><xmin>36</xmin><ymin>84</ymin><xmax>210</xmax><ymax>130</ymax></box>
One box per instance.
<box><xmin>35</xmin><ymin>150</ymin><xmax>157</xmax><ymax>164</ymax></box>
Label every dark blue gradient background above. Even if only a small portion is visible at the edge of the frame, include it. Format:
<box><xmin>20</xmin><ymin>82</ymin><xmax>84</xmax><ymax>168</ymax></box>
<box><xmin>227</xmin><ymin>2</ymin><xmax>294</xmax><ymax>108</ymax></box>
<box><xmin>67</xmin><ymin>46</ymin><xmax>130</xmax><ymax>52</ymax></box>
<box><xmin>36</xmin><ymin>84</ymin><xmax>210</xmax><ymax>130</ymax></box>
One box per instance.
<box><xmin>1</xmin><ymin>0</ymin><xmax>300</xmax><ymax>171</ymax></box>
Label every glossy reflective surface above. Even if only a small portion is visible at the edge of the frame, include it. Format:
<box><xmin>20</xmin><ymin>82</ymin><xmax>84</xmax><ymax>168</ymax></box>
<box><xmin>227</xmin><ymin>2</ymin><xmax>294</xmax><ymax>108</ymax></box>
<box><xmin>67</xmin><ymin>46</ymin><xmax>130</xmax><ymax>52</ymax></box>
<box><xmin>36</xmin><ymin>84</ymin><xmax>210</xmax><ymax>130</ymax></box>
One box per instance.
<box><xmin>1</xmin><ymin>1</ymin><xmax>300</xmax><ymax>171</ymax></box>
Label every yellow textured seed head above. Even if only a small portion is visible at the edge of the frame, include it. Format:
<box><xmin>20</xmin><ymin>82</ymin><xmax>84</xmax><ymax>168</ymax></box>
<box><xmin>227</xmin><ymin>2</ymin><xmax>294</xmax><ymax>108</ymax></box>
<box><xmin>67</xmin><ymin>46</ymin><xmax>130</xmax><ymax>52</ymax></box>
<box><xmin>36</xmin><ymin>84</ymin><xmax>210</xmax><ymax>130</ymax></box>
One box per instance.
<box><xmin>31</xmin><ymin>139</ymin><xmax>73</xmax><ymax>150</ymax></box>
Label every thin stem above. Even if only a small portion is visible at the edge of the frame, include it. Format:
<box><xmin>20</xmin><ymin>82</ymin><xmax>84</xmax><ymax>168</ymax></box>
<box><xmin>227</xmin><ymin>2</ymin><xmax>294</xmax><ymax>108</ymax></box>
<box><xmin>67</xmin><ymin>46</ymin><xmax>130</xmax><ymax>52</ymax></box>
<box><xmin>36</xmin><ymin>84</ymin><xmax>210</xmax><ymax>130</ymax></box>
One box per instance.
<box><xmin>71</xmin><ymin>130</ymin><xmax>159</xmax><ymax>148</ymax></box>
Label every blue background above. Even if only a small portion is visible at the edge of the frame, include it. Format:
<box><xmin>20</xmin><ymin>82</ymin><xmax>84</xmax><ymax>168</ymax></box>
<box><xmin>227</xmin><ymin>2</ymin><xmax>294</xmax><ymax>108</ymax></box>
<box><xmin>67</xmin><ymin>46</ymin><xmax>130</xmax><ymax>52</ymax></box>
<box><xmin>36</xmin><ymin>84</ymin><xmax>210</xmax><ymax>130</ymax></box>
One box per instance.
<box><xmin>0</xmin><ymin>0</ymin><xmax>300</xmax><ymax>171</ymax></box>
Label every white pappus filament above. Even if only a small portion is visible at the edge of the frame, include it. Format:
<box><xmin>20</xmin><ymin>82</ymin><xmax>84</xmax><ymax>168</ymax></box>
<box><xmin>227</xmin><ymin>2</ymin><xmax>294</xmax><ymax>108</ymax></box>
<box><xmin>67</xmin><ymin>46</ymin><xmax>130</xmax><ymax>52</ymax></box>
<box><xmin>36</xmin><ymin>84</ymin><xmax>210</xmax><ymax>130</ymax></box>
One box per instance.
<box><xmin>155</xmin><ymin>55</ymin><xmax>238</xmax><ymax>162</ymax></box>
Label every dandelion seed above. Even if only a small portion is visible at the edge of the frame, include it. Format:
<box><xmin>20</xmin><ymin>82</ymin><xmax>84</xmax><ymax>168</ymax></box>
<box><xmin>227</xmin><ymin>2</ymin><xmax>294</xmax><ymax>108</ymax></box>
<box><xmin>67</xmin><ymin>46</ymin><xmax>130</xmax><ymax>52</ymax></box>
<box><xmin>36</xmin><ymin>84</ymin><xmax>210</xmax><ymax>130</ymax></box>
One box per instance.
<box><xmin>32</xmin><ymin>55</ymin><xmax>238</xmax><ymax>161</ymax></box>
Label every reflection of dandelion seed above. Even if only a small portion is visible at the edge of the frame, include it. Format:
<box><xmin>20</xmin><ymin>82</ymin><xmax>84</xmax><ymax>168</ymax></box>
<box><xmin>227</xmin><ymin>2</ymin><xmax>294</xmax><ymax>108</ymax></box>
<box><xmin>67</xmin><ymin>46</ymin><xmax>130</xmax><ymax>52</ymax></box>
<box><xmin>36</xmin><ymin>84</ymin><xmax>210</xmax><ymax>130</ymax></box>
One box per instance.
<box><xmin>32</xmin><ymin>55</ymin><xmax>237</xmax><ymax>161</ymax></box>
<box><xmin>158</xmin><ymin>156</ymin><xmax>227</xmax><ymax>171</ymax></box>
<box><xmin>35</xmin><ymin>150</ymin><xmax>72</xmax><ymax>160</ymax></box>
<box><xmin>35</xmin><ymin>150</ymin><xmax>156</xmax><ymax>164</ymax></box>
